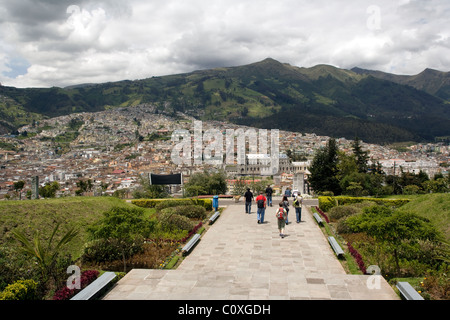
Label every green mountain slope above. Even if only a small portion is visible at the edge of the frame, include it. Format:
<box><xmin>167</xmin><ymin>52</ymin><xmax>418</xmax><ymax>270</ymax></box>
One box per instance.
<box><xmin>0</xmin><ymin>58</ymin><xmax>449</xmax><ymax>143</ymax></box>
<box><xmin>352</xmin><ymin>67</ymin><xmax>450</xmax><ymax>102</ymax></box>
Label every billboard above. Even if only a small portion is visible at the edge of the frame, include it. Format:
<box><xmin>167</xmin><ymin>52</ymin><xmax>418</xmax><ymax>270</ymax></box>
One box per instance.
<box><xmin>149</xmin><ymin>173</ymin><xmax>182</xmax><ymax>185</ymax></box>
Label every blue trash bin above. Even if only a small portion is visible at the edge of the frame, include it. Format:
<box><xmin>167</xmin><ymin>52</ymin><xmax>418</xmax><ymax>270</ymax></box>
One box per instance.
<box><xmin>213</xmin><ymin>195</ymin><xmax>219</xmax><ymax>212</ymax></box>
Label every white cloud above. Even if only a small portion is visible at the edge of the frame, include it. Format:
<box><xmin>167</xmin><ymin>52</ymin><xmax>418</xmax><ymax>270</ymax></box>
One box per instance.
<box><xmin>0</xmin><ymin>0</ymin><xmax>449</xmax><ymax>88</ymax></box>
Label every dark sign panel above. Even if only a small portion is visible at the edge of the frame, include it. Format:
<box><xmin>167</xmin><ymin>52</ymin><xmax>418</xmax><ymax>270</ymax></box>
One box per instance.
<box><xmin>149</xmin><ymin>173</ymin><xmax>182</xmax><ymax>185</ymax></box>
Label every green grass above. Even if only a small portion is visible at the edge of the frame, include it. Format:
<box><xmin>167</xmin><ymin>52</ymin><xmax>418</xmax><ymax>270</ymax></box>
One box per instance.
<box><xmin>395</xmin><ymin>193</ymin><xmax>450</xmax><ymax>242</ymax></box>
<box><xmin>0</xmin><ymin>197</ymin><xmax>142</xmax><ymax>259</ymax></box>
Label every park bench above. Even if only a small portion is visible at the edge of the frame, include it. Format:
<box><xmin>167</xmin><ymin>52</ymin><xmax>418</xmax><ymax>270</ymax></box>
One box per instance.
<box><xmin>313</xmin><ymin>212</ymin><xmax>323</xmax><ymax>225</ymax></box>
<box><xmin>209</xmin><ymin>211</ymin><xmax>221</xmax><ymax>225</ymax></box>
<box><xmin>396</xmin><ymin>282</ymin><xmax>424</xmax><ymax>300</ymax></box>
<box><xmin>70</xmin><ymin>272</ymin><xmax>117</xmax><ymax>300</ymax></box>
<box><xmin>328</xmin><ymin>236</ymin><xmax>344</xmax><ymax>257</ymax></box>
<box><xmin>182</xmin><ymin>233</ymin><xmax>201</xmax><ymax>256</ymax></box>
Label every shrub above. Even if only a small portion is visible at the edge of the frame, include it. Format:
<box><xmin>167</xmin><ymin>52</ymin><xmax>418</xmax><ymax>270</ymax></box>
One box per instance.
<box><xmin>335</xmin><ymin>196</ymin><xmax>410</xmax><ymax>208</ymax></box>
<box><xmin>0</xmin><ymin>279</ymin><xmax>38</xmax><ymax>300</ymax></box>
<box><xmin>161</xmin><ymin>205</ymin><xmax>207</xmax><ymax>220</ymax></box>
<box><xmin>82</xmin><ymin>238</ymin><xmax>144</xmax><ymax>263</ymax></box>
<box><xmin>155</xmin><ymin>200</ymin><xmax>193</xmax><ymax>211</ymax></box>
<box><xmin>132</xmin><ymin>198</ymin><xmax>213</xmax><ymax>211</ymax></box>
<box><xmin>336</xmin><ymin>218</ymin><xmax>353</xmax><ymax>234</ymax></box>
<box><xmin>159</xmin><ymin>212</ymin><xmax>195</xmax><ymax>232</ymax></box>
<box><xmin>404</xmin><ymin>185</ymin><xmax>421</xmax><ymax>195</ymax></box>
<box><xmin>328</xmin><ymin>205</ymin><xmax>359</xmax><ymax>222</ymax></box>
<box><xmin>318</xmin><ymin>196</ymin><xmax>337</xmax><ymax>212</ymax></box>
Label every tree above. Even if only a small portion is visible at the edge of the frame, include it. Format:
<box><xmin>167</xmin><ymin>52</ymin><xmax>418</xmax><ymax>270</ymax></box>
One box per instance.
<box><xmin>13</xmin><ymin>180</ymin><xmax>25</xmax><ymax>200</ymax></box>
<box><xmin>184</xmin><ymin>170</ymin><xmax>227</xmax><ymax>197</ymax></box>
<box><xmin>308</xmin><ymin>138</ymin><xmax>341</xmax><ymax>195</ymax></box>
<box><xmin>87</xmin><ymin>207</ymin><xmax>156</xmax><ymax>272</ymax></box>
<box><xmin>39</xmin><ymin>182</ymin><xmax>60</xmax><ymax>198</ymax></box>
<box><xmin>133</xmin><ymin>175</ymin><xmax>169</xmax><ymax>199</ymax></box>
<box><xmin>345</xmin><ymin>206</ymin><xmax>440</xmax><ymax>275</ymax></box>
<box><xmin>76</xmin><ymin>179</ymin><xmax>93</xmax><ymax>196</ymax></box>
<box><xmin>352</xmin><ymin>137</ymin><xmax>369</xmax><ymax>173</ymax></box>
<box><xmin>232</xmin><ymin>177</ymin><xmax>247</xmax><ymax>196</ymax></box>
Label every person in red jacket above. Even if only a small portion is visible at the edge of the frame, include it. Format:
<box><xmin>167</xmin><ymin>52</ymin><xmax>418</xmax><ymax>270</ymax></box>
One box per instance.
<box><xmin>255</xmin><ymin>191</ymin><xmax>267</xmax><ymax>224</ymax></box>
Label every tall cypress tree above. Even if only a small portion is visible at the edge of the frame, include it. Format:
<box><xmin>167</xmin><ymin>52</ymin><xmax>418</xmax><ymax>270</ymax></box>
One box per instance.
<box><xmin>352</xmin><ymin>137</ymin><xmax>369</xmax><ymax>173</ymax></box>
<box><xmin>308</xmin><ymin>138</ymin><xmax>341</xmax><ymax>195</ymax></box>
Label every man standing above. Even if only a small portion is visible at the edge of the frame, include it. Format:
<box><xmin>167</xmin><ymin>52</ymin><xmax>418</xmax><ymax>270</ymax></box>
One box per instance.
<box><xmin>265</xmin><ymin>185</ymin><xmax>273</xmax><ymax>207</ymax></box>
<box><xmin>255</xmin><ymin>191</ymin><xmax>267</xmax><ymax>224</ymax></box>
<box><xmin>244</xmin><ymin>188</ymin><xmax>254</xmax><ymax>214</ymax></box>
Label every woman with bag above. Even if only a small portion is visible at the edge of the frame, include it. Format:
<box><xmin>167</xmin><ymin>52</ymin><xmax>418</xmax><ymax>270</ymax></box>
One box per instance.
<box><xmin>282</xmin><ymin>195</ymin><xmax>290</xmax><ymax>225</ymax></box>
<box><xmin>276</xmin><ymin>202</ymin><xmax>287</xmax><ymax>238</ymax></box>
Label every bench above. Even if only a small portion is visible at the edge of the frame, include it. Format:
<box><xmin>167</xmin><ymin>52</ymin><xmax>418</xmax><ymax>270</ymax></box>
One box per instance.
<box><xmin>209</xmin><ymin>211</ymin><xmax>221</xmax><ymax>225</ymax></box>
<box><xmin>328</xmin><ymin>236</ymin><xmax>344</xmax><ymax>257</ymax></box>
<box><xmin>71</xmin><ymin>272</ymin><xmax>117</xmax><ymax>300</ymax></box>
<box><xmin>313</xmin><ymin>212</ymin><xmax>323</xmax><ymax>225</ymax></box>
<box><xmin>396</xmin><ymin>282</ymin><xmax>424</xmax><ymax>300</ymax></box>
<box><xmin>182</xmin><ymin>233</ymin><xmax>201</xmax><ymax>256</ymax></box>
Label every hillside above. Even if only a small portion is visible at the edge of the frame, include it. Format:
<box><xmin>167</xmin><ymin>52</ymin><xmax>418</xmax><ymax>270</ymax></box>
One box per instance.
<box><xmin>352</xmin><ymin>67</ymin><xmax>450</xmax><ymax>102</ymax></box>
<box><xmin>0</xmin><ymin>197</ymin><xmax>137</xmax><ymax>259</ymax></box>
<box><xmin>396</xmin><ymin>193</ymin><xmax>450</xmax><ymax>242</ymax></box>
<box><xmin>1</xmin><ymin>58</ymin><xmax>449</xmax><ymax>144</ymax></box>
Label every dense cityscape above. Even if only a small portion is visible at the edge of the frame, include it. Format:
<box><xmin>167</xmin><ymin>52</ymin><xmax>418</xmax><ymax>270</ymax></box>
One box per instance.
<box><xmin>1</xmin><ymin>104</ymin><xmax>448</xmax><ymax>199</ymax></box>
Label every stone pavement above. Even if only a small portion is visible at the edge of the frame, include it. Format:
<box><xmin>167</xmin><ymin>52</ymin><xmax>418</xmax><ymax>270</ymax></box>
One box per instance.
<box><xmin>103</xmin><ymin>197</ymin><xmax>399</xmax><ymax>300</ymax></box>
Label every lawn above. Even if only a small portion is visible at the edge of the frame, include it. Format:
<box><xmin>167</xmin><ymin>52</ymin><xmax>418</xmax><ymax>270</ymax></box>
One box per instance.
<box><xmin>395</xmin><ymin>193</ymin><xmax>450</xmax><ymax>242</ymax></box>
<box><xmin>0</xmin><ymin>197</ymin><xmax>147</xmax><ymax>259</ymax></box>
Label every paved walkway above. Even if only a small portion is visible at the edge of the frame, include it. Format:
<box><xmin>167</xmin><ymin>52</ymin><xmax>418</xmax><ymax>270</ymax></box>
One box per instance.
<box><xmin>103</xmin><ymin>198</ymin><xmax>398</xmax><ymax>300</ymax></box>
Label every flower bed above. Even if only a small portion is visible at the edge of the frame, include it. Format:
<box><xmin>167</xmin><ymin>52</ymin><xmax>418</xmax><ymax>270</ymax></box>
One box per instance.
<box><xmin>181</xmin><ymin>222</ymin><xmax>203</xmax><ymax>243</ymax></box>
<box><xmin>347</xmin><ymin>242</ymin><xmax>367</xmax><ymax>274</ymax></box>
<box><xmin>314</xmin><ymin>206</ymin><xmax>330</xmax><ymax>223</ymax></box>
<box><xmin>53</xmin><ymin>270</ymin><xmax>100</xmax><ymax>300</ymax></box>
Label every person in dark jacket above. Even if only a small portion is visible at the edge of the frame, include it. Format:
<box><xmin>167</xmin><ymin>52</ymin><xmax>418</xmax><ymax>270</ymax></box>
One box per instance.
<box><xmin>265</xmin><ymin>185</ymin><xmax>273</xmax><ymax>207</ymax></box>
<box><xmin>244</xmin><ymin>188</ymin><xmax>254</xmax><ymax>214</ymax></box>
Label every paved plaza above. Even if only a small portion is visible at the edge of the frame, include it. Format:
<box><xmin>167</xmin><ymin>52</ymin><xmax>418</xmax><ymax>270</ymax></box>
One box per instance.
<box><xmin>103</xmin><ymin>198</ymin><xmax>399</xmax><ymax>300</ymax></box>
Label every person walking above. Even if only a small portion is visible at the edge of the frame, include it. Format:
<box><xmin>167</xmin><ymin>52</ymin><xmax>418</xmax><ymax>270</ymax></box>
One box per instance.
<box><xmin>282</xmin><ymin>195</ymin><xmax>290</xmax><ymax>224</ymax></box>
<box><xmin>293</xmin><ymin>194</ymin><xmax>303</xmax><ymax>223</ymax></box>
<box><xmin>255</xmin><ymin>191</ymin><xmax>267</xmax><ymax>224</ymax></box>
<box><xmin>284</xmin><ymin>187</ymin><xmax>292</xmax><ymax>197</ymax></box>
<box><xmin>265</xmin><ymin>185</ymin><xmax>273</xmax><ymax>207</ymax></box>
<box><xmin>275</xmin><ymin>202</ymin><xmax>287</xmax><ymax>238</ymax></box>
<box><xmin>244</xmin><ymin>188</ymin><xmax>254</xmax><ymax>214</ymax></box>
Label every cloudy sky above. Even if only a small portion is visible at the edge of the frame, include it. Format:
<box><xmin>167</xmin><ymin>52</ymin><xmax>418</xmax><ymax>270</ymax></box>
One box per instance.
<box><xmin>0</xmin><ymin>0</ymin><xmax>449</xmax><ymax>88</ymax></box>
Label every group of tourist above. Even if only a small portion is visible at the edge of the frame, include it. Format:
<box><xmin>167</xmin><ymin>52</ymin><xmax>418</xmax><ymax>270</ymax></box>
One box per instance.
<box><xmin>243</xmin><ymin>186</ymin><xmax>303</xmax><ymax>239</ymax></box>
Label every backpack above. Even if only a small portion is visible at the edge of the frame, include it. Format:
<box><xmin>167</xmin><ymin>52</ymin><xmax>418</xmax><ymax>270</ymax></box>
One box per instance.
<box><xmin>257</xmin><ymin>198</ymin><xmax>265</xmax><ymax>208</ymax></box>
<box><xmin>276</xmin><ymin>208</ymin><xmax>285</xmax><ymax>219</ymax></box>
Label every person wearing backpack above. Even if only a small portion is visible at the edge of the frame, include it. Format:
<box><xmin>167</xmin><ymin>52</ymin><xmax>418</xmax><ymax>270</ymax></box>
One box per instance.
<box><xmin>293</xmin><ymin>195</ymin><xmax>303</xmax><ymax>223</ymax></box>
<box><xmin>255</xmin><ymin>191</ymin><xmax>267</xmax><ymax>224</ymax></box>
<box><xmin>276</xmin><ymin>202</ymin><xmax>287</xmax><ymax>238</ymax></box>
<box><xmin>282</xmin><ymin>195</ymin><xmax>290</xmax><ymax>225</ymax></box>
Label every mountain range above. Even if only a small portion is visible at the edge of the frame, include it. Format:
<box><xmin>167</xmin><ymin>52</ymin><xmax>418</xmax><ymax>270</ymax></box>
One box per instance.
<box><xmin>1</xmin><ymin>58</ymin><xmax>449</xmax><ymax>144</ymax></box>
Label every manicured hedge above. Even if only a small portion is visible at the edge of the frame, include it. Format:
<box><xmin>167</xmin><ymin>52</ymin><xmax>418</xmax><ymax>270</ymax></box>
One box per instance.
<box><xmin>132</xmin><ymin>198</ymin><xmax>213</xmax><ymax>211</ymax></box>
<box><xmin>318</xmin><ymin>196</ymin><xmax>337</xmax><ymax>212</ymax></box>
<box><xmin>318</xmin><ymin>196</ymin><xmax>410</xmax><ymax>212</ymax></box>
<box><xmin>336</xmin><ymin>197</ymin><xmax>410</xmax><ymax>208</ymax></box>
